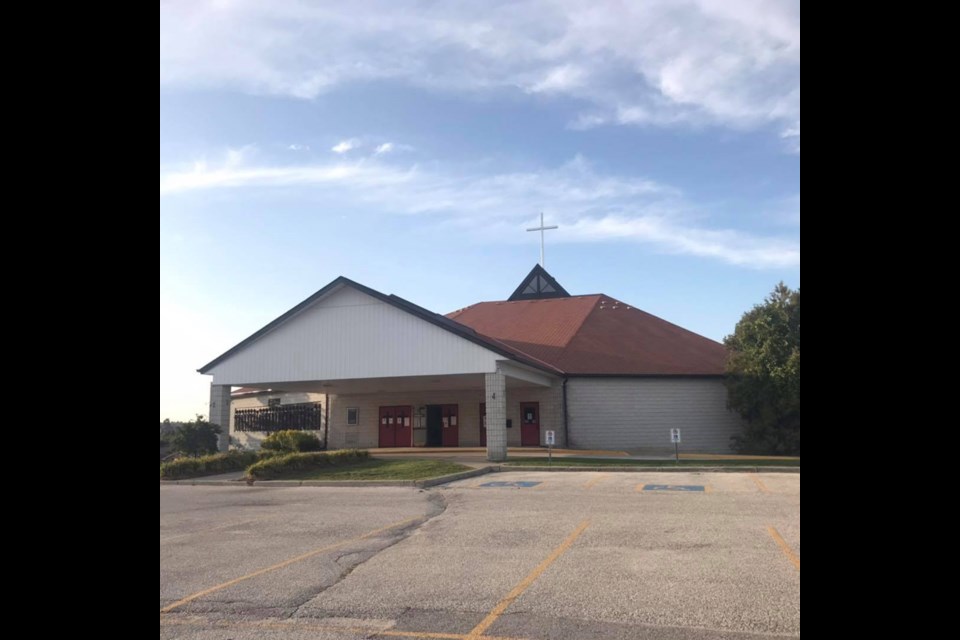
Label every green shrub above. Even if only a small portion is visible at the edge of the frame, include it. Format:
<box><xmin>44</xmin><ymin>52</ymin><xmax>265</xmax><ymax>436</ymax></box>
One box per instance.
<box><xmin>160</xmin><ymin>450</ymin><xmax>261</xmax><ymax>480</ymax></box>
<box><xmin>170</xmin><ymin>415</ymin><xmax>222</xmax><ymax>457</ymax></box>
<box><xmin>246</xmin><ymin>449</ymin><xmax>369</xmax><ymax>480</ymax></box>
<box><xmin>260</xmin><ymin>430</ymin><xmax>323</xmax><ymax>453</ymax></box>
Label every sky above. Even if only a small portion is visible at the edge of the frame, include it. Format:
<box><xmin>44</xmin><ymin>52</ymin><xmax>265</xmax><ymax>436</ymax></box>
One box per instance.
<box><xmin>160</xmin><ymin>0</ymin><xmax>800</xmax><ymax>421</ymax></box>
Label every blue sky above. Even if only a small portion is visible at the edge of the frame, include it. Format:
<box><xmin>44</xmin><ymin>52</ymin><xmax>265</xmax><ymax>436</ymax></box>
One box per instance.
<box><xmin>160</xmin><ymin>0</ymin><xmax>800</xmax><ymax>421</ymax></box>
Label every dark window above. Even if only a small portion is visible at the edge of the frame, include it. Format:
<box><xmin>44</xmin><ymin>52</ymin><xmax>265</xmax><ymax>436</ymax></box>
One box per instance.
<box><xmin>234</xmin><ymin>402</ymin><xmax>322</xmax><ymax>432</ymax></box>
<box><xmin>268</xmin><ymin>398</ymin><xmax>281</xmax><ymax>407</ymax></box>
<box><xmin>347</xmin><ymin>407</ymin><xmax>359</xmax><ymax>425</ymax></box>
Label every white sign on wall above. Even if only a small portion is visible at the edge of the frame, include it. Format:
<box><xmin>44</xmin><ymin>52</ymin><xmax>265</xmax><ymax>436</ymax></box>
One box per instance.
<box><xmin>545</xmin><ymin>430</ymin><xmax>556</xmax><ymax>446</ymax></box>
<box><xmin>670</xmin><ymin>429</ymin><xmax>681</xmax><ymax>444</ymax></box>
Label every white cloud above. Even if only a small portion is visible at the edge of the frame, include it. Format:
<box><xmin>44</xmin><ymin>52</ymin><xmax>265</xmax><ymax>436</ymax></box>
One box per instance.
<box><xmin>565</xmin><ymin>216</ymin><xmax>799</xmax><ymax>268</ymax></box>
<box><xmin>374</xmin><ymin>142</ymin><xmax>394</xmax><ymax>155</ymax></box>
<box><xmin>529</xmin><ymin>65</ymin><xmax>585</xmax><ymax>94</ymax></box>
<box><xmin>781</xmin><ymin>124</ymin><xmax>800</xmax><ymax>154</ymax></box>
<box><xmin>159</xmin><ymin>152</ymin><xmax>798</xmax><ymax>269</ymax></box>
<box><xmin>287</xmin><ymin>143</ymin><xmax>310</xmax><ymax>151</ymax></box>
<box><xmin>331</xmin><ymin>139</ymin><xmax>360</xmax><ymax>154</ymax></box>
<box><xmin>159</xmin><ymin>0</ymin><xmax>800</xmax><ymax>139</ymax></box>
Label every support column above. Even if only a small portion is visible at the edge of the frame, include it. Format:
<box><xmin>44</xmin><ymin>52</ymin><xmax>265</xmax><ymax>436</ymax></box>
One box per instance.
<box><xmin>209</xmin><ymin>384</ymin><xmax>232</xmax><ymax>452</ymax></box>
<box><xmin>485</xmin><ymin>371</ymin><xmax>507</xmax><ymax>462</ymax></box>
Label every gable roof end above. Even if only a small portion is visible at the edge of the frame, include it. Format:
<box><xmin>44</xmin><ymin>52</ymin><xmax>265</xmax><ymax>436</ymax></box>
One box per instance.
<box><xmin>198</xmin><ymin>277</ymin><xmax>562</xmax><ymax>375</ymax></box>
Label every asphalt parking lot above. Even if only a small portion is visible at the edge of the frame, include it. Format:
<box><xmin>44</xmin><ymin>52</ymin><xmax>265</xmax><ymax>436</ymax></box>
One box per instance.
<box><xmin>160</xmin><ymin>471</ymin><xmax>800</xmax><ymax>640</ymax></box>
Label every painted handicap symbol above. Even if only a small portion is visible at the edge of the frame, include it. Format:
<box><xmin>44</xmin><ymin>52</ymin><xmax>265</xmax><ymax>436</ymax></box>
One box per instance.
<box><xmin>643</xmin><ymin>484</ymin><xmax>705</xmax><ymax>492</ymax></box>
<box><xmin>480</xmin><ymin>481</ymin><xmax>542</xmax><ymax>488</ymax></box>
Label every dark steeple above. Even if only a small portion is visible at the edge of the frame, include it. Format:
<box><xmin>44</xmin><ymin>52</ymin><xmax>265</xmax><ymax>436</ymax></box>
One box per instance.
<box><xmin>508</xmin><ymin>265</ymin><xmax>571</xmax><ymax>301</ymax></box>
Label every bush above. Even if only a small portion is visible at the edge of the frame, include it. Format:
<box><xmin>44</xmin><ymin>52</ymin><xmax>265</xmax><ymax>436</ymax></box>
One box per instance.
<box><xmin>170</xmin><ymin>415</ymin><xmax>222</xmax><ymax>457</ymax></box>
<box><xmin>160</xmin><ymin>450</ymin><xmax>263</xmax><ymax>480</ymax></box>
<box><xmin>260</xmin><ymin>430</ymin><xmax>323</xmax><ymax>453</ymax></box>
<box><xmin>725</xmin><ymin>283</ymin><xmax>800</xmax><ymax>455</ymax></box>
<box><xmin>246</xmin><ymin>449</ymin><xmax>369</xmax><ymax>480</ymax></box>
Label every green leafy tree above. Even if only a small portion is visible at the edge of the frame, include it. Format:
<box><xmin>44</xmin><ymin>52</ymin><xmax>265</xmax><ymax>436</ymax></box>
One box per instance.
<box><xmin>724</xmin><ymin>283</ymin><xmax>800</xmax><ymax>455</ymax></box>
<box><xmin>170</xmin><ymin>415</ymin><xmax>222</xmax><ymax>457</ymax></box>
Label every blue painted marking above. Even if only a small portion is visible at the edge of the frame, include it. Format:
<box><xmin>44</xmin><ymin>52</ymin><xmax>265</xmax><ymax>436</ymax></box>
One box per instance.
<box><xmin>480</xmin><ymin>481</ymin><xmax>543</xmax><ymax>488</ymax></box>
<box><xmin>643</xmin><ymin>484</ymin><xmax>705</xmax><ymax>492</ymax></box>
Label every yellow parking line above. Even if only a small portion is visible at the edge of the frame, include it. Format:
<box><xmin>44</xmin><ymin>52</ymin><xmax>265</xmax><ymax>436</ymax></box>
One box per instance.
<box><xmin>466</xmin><ymin>520</ymin><xmax>590</xmax><ymax>639</ymax></box>
<box><xmin>584</xmin><ymin>474</ymin><xmax>608</xmax><ymax>489</ymax></box>
<box><xmin>766</xmin><ymin>526</ymin><xmax>800</xmax><ymax>571</ymax></box>
<box><xmin>160</xmin><ymin>516</ymin><xmax>422</xmax><ymax>613</ymax></box>
<box><xmin>160</xmin><ymin>616</ymin><xmax>531</xmax><ymax>640</ymax></box>
<box><xmin>752</xmin><ymin>476</ymin><xmax>771</xmax><ymax>493</ymax></box>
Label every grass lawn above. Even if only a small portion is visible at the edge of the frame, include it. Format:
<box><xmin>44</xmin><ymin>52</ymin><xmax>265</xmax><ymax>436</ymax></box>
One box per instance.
<box><xmin>271</xmin><ymin>458</ymin><xmax>472</xmax><ymax>481</ymax></box>
<box><xmin>503</xmin><ymin>457</ymin><xmax>799</xmax><ymax>467</ymax></box>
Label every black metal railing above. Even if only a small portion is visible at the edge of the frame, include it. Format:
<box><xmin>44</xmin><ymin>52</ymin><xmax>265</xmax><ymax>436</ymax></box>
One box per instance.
<box><xmin>234</xmin><ymin>402</ymin><xmax>323</xmax><ymax>433</ymax></box>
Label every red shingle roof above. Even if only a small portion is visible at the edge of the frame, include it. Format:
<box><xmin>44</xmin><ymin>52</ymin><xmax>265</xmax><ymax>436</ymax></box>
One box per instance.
<box><xmin>447</xmin><ymin>295</ymin><xmax>727</xmax><ymax>375</ymax></box>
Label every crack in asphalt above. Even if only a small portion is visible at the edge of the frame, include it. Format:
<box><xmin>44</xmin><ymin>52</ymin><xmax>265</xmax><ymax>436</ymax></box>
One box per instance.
<box><xmin>284</xmin><ymin>492</ymin><xmax>448</xmax><ymax>618</ymax></box>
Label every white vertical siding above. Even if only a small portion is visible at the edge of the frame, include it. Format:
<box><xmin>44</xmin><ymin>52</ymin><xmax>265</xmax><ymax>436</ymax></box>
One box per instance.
<box><xmin>207</xmin><ymin>286</ymin><xmax>503</xmax><ymax>385</ymax></box>
<box><xmin>567</xmin><ymin>378</ymin><xmax>744</xmax><ymax>453</ymax></box>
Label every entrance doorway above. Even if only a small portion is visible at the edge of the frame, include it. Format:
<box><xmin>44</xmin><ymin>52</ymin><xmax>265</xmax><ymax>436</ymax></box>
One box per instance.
<box><xmin>426</xmin><ymin>405</ymin><xmax>443</xmax><ymax>447</ymax></box>
<box><xmin>479</xmin><ymin>402</ymin><xmax>486</xmax><ymax>447</ymax></box>
<box><xmin>426</xmin><ymin>404</ymin><xmax>459</xmax><ymax>447</ymax></box>
<box><xmin>378</xmin><ymin>406</ymin><xmax>413</xmax><ymax>447</ymax></box>
<box><xmin>520</xmin><ymin>402</ymin><xmax>540</xmax><ymax>446</ymax></box>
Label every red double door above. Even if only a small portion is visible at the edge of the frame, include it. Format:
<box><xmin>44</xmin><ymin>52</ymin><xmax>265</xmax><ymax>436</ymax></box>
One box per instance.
<box><xmin>378</xmin><ymin>406</ymin><xmax>413</xmax><ymax>448</ymax></box>
<box><xmin>479</xmin><ymin>401</ymin><xmax>540</xmax><ymax>447</ymax></box>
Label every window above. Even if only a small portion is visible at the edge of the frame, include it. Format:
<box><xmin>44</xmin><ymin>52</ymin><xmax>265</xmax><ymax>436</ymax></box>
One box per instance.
<box><xmin>268</xmin><ymin>398</ymin><xmax>281</xmax><ymax>408</ymax></box>
<box><xmin>347</xmin><ymin>407</ymin><xmax>359</xmax><ymax>425</ymax></box>
<box><xmin>234</xmin><ymin>402</ymin><xmax>322</xmax><ymax>432</ymax></box>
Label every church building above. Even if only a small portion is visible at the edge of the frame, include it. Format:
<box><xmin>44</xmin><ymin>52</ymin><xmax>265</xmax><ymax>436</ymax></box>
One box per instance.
<box><xmin>199</xmin><ymin>266</ymin><xmax>744</xmax><ymax>460</ymax></box>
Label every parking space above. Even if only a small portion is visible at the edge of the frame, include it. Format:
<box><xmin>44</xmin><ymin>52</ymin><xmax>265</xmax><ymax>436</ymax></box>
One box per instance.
<box><xmin>161</xmin><ymin>471</ymin><xmax>800</xmax><ymax>639</ymax></box>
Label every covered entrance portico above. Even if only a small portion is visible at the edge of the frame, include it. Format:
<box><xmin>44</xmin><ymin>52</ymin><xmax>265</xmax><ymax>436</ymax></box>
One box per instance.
<box><xmin>199</xmin><ymin>277</ymin><xmax>566</xmax><ymax>461</ymax></box>
<box><xmin>210</xmin><ymin>362</ymin><xmax>561</xmax><ymax>462</ymax></box>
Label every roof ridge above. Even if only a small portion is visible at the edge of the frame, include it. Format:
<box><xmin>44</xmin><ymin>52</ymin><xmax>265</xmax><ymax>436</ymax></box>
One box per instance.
<box><xmin>451</xmin><ymin>290</ymin><xmax>728</xmax><ymax>374</ymax></box>
<box><xmin>461</xmin><ymin>293</ymin><xmax>604</xmax><ymax>305</ymax></box>
<box><xmin>469</xmin><ymin>332</ymin><xmax>566</xmax><ymax>374</ymax></box>
<box><xmin>596</xmin><ymin>297</ymin><xmax>724</xmax><ymax>347</ymax></box>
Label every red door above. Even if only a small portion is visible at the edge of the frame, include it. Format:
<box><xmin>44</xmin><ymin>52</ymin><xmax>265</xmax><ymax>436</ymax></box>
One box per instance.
<box><xmin>379</xmin><ymin>406</ymin><xmax>413</xmax><ymax>448</ymax></box>
<box><xmin>479</xmin><ymin>403</ymin><xmax>486</xmax><ymax>447</ymax></box>
<box><xmin>379</xmin><ymin>406</ymin><xmax>395</xmax><ymax>448</ymax></box>
<box><xmin>520</xmin><ymin>402</ymin><xmax>540</xmax><ymax>446</ymax></box>
<box><xmin>395</xmin><ymin>406</ymin><xmax>412</xmax><ymax>447</ymax></box>
<box><xmin>441</xmin><ymin>405</ymin><xmax>459</xmax><ymax>447</ymax></box>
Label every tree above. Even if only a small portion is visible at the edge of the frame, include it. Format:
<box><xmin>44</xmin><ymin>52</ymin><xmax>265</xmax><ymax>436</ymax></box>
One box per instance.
<box><xmin>170</xmin><ymin>415</ymin><xmax>222</xmax><ymax>457</ymax></box>
<box><xmin>724</xmin><ymin>283</ymin><xmax>800</xmax><ymax>455</ymax></box>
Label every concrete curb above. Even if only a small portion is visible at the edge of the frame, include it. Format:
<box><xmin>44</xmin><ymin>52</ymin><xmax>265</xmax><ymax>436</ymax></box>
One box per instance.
<box><xmin>159</xmin><ymin>464</ymin><xmax>798</xmax><ymax>486</ymax></box>
<box><xmin>159</xmin><ymin>479</ymin><xmax>246</xmax><ymax>486</ymax></box>
<box><xmin>416</xmin><ymin>465</ymin><xmax>496</xmax><ymax>488</ymax></box>
<box><xmin>265</xmin><ymin>479</ymin><xmax>417</xmax><ymax>487</ymax></box>
<box><xmin>160</xmin><ymin>465</ymin><xmax>500</xmax><ymax>488</ymax></box>
<box><xmin>502</xmin><ymin>465</ymin><xmax>800</xmax><ymax>473</ymax></box>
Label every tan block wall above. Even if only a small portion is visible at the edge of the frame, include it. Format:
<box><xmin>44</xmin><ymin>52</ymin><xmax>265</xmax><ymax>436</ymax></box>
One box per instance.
<box><xmin>229</xmin><ymin>392</ymin><xmax>326</xmax><ymax>450</ymax></box>
<box><xmin>566</xmin><ymin>378</ymin><xmax>743</xmax><ymax>453</ymax></box>
<box><xmin>327</xmin><ymin>383</ymin><xmax>564</xmax><ymax>449</ymax></box>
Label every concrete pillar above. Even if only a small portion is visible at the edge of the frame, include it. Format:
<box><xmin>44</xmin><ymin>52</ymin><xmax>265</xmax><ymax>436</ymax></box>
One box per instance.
<box><xmin>209</xmin><ymin>384</ymin><xmax>232</xmax><ymax>452</ymax></box>
<box><xmin>485</xmin><ymin>371</ymin><xmax>507</xmax><ymax>462</ymax></box>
